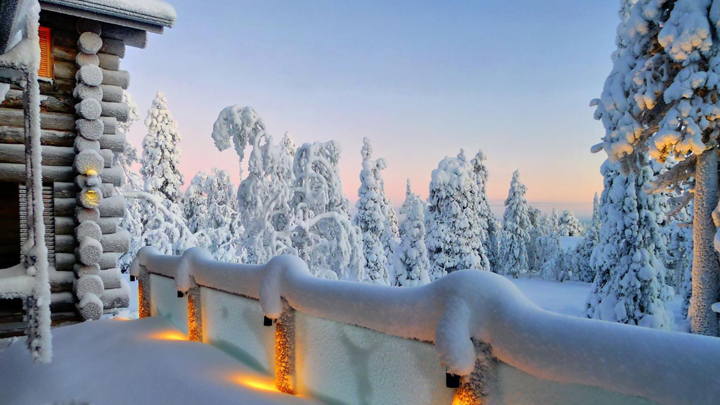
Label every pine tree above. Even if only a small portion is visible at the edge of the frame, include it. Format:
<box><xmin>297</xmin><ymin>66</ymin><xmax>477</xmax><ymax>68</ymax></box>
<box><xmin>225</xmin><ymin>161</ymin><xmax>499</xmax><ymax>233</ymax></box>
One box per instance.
<box><xmin>592</xmin><ymin>0</ymin><xmax>720</xmax><ymax>335</ymax></box>
<box><xmin>183</xmin><ymin>171</ymin><xmax>209</xmax><ymax>234</ymax></box>
<box><xmin>500</xmin><ymin>170</ymin><xmax>531</xmax><ymax>278</ymax></box>
<box><xmin>426</xmin><ymin>151</ymin><xmax>487</xmax><ymax>280</ymax></box>
<box><xmin>141</xmin><ymin>91</ymin><xmax>184</xmax><ymax>202</ymax></box>
<box><xmin>558</xmin><ymin>210</ymin><xmax>583</xmax><ymax>237</ymax></box>
<box><xmin>576</xmin><ymin>193</ymin><xmax>601</xmax><ymax>282</ymax></box>
<box><xmin>471</xmin><ymin>150</ymin><xmax>496</xmax><ymax>272</ymax></box>
<box><xmin>586</xmin><ymin>160</ymin><xmax>672</xmax><ymax>329</ymax></box>
<box><xmin>394</xmin><ymin>180</ymin><xmax>430</xmax><ymax>287</ymax></box>
<box><xmin>354</xmin><ymin>138</ymin><xmax>390</xmax><ymax>285</ymax></box>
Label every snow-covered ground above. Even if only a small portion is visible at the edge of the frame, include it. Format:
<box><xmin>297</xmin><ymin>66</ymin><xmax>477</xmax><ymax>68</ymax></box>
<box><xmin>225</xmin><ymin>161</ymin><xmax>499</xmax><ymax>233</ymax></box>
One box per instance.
<box><xmin>0</xmin><ymin>317</ymin><xmax>317</xmax><ymax>405</ymax></box>
<box><xmin>509</xmin><ymin>276</ymin><xmax>691</xmax><ymax>333</ymax></box>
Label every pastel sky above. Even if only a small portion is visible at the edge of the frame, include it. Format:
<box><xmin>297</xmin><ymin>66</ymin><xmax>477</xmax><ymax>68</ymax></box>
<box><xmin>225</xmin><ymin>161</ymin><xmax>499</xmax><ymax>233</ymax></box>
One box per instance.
<box><xmin>122</xmin><ymin>0</ymin><xmax>619</xmax><ymax>222</ymax></box>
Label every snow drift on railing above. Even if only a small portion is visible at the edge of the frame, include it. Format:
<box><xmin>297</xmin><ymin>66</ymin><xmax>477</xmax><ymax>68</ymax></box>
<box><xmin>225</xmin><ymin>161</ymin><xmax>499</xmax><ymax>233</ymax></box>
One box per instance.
<box><xmin>131</xmin><ymin>247</ymin><xmax>720</xmax><ymax>405</ymax></box>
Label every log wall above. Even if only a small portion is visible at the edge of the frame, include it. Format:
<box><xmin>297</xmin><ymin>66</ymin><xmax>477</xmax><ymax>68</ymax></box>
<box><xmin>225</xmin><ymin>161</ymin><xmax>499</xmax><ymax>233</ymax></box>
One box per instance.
<box><xmin>0</xmin><ymin>11</ymin><xmax>136</xmax><ymax>327</ymax></box>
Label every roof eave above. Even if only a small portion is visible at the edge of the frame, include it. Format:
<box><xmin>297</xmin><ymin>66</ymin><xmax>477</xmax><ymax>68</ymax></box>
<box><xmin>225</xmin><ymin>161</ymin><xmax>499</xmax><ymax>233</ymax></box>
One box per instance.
<box><xmin>39</xmin><ymin>0</ymin><xmax>173</xmax><ymax>33</ymax></box>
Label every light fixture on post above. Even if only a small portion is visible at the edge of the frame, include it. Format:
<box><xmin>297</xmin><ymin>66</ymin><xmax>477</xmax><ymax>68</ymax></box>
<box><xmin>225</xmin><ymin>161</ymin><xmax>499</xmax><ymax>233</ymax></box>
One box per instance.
<box><xmin>177</xmin><ymin>291</ymin><xmax>184</xmax><ymax>298</ymax></box>
<box><xmin>446</xmin><ymin>372</ymin><xmax>460</xmax><ymax>388</ymax></box>
<box><xmin>130</xmin><ymin>275</ymin><xmax>136</xmax><ymax>282</ymax></box>
<box><xmin>263</xmin><ymin>316</ymin><xmax>273</xmax><ymax>326</ymax></box>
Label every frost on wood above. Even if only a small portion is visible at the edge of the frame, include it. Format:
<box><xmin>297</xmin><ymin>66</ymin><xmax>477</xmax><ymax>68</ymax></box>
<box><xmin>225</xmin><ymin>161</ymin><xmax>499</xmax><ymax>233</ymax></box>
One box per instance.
<box><xmin>77</xmin><ymin>65</ymin><xmax>103</xmax><ymax>87</ymax></box>
<box><xmin>77</xmin><ymin>292</ymin><xmax>103</xmax><ymax>320</ymax></box>
<box><xmin>73</xmin><ymin>83</ymin><xmax>103</xmax><ymax>101</ymax></box>
<box><xmin>75</xmin><ymin>220</ymin><xmax>102</xmax><ymax>242</ymax></box>
<box><xmin>76</xmin><ymin>119</ymin><xmax>105</xmax><ymax>141</ymax></box>
<box><xmin>77</xmin><ymin>237</ymin><xmax>103</xmax><ymax>265</ymax></box>
<box><xmin>77</xmin><ymin>32</ymin><xmax>103</xmax><ymax>54</ymax></box>
<box><xmin>500</xmin><ymin>170</ymin><xmax>531</xmax><ymax>278</ymax></box>
<box><xmin>75</xmin><ymin>98</ymin><xmax>103</xmax><ymax>120</ymax></box>
<box><xmin>141</xmin><ymin>91</ymin><xmax>184</xmax><ymax>201</ymax></box>
<box><xmin>74</xmin><ymin>274</ymin><xmax>104</xmax><ymax>300</ymax></box>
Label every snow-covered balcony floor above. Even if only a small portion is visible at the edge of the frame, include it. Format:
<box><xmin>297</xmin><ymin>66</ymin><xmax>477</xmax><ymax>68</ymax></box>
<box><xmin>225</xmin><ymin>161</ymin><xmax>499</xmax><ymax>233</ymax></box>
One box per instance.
<box><xmin>0</xmin><ymin>317</ymin><xmax>318</xmax><ymax>404</ymax></box>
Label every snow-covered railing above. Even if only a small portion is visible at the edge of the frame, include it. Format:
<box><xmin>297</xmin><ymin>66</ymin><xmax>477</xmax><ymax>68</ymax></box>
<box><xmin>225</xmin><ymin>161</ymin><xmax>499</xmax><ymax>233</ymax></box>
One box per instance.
<box><xmin>131</xmin><ymin>247</ymin><xmax>720</xmax><ymax>405</ymax></box>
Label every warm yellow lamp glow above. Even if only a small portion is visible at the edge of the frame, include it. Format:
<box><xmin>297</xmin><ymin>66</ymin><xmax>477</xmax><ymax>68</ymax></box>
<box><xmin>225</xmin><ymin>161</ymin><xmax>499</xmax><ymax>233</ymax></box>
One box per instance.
<box><xmin>148</xmin><ymin>330</ymin><xmax>187</xmax><ymax>341</ymax></box>
<box><xmin>228</xmin><ymin>375</ymin><xmax>279</xmax><ymax>392</ymax></box>
<box><xmin>86</xmin><ymin>168</ymin><xmax>98</xmax><ymax>176</ymax></box>
<box><xmin>113</xmin><ymin>317</ymin><xmax>131</xmax><ymax>321</ymax></box>
<box><xmin>83</xmin><ymin>189</ymin><xmax>101</xmax><ymax>207</ymax></box>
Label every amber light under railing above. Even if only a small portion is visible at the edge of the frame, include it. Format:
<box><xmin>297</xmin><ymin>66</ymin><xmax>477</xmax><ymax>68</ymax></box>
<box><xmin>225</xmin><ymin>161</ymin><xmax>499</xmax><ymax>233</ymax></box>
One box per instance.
<box><xmin>147</xmin><ymin>330</ymin><xmax>187</xmax><ymax>341</ymax></box>
<box><xmin>228</xmin><ymin>374</ymin><xmax>279</xmax><ymax>393</ymax></box>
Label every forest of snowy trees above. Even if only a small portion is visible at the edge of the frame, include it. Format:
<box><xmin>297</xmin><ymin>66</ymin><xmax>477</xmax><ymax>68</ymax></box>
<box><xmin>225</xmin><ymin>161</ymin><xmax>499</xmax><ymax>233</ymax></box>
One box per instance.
<box><xmin>115</xmin><ymin>88</ymin><xmax>700</xmax><ymax>335</ymax></box>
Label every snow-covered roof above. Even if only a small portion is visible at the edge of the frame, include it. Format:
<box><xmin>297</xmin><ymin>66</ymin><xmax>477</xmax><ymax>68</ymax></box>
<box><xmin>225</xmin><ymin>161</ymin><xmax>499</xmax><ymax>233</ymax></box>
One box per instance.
<box><xmin>40</xmin><ymin>0</ymin><xmax>175</xmax><ymax>33</ymax></box>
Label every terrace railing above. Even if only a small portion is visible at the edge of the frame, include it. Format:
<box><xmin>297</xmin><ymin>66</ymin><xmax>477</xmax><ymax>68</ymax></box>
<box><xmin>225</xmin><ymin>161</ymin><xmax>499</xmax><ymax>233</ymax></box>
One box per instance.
<box><xmin>131</xmin><ymin>246</ymin><xmax>720</xmax><ymax>405</ymax></box>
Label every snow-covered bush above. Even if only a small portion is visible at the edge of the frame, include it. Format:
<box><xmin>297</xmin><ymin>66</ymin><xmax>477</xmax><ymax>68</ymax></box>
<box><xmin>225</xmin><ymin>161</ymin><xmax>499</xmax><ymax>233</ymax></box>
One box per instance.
<box><xmin>426</xmin><ymin>150</ymin><xmax>488</xmax><ymax>280</ymax></box>
<box><xmin>499</xmin><ymin>170</ymin><xmax>531</xmax><ymax>278</ymax></box>
<box><xmin>141</xmin><ymin>91</ymin><xmax>184</xmax><ymax>202</ymax></box>
<box><xmin>393</xmin><ymin>180</ymin><xmax>431</xmax><ymax>287</ymax></box>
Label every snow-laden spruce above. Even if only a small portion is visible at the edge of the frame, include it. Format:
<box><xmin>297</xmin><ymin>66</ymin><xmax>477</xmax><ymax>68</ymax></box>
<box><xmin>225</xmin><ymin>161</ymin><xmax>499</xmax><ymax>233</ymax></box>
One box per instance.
<box><xmin>141</xmin><ymin>91</ymin><xmax>184</xmax><ymax>202</ymax></box>
<box><xmin>586</xmin><ymin>159</ymin><xmax>672</xmax><ymax>329</ymax></box>
<box><xmin>393</xmin><ymin>180</ymin><xmax>431</xmax><ymax>287</ymax></box>
<box><xmin>183</xmin><ymin>169</ymin><xmax>242</xmax><ymax>262</ymax></box>
<box><xmin>558</xmin><ymin>210</ymin><xmax>583</xmax><ymax>237</ymax></box>
<box><xmin>470</xmin><ymin>150</ymin><xmax>497</xmax><ymax>272</ymax></box>
<box><xmin>500</xmin><ymin>170</ymin><xmax>531</xmax><ymax>278</ymax></box>
<box><xmin>212</xmin><ymin>106</ymin><xmax>364</xmax><ymax>281</ymax></box>
<box><xmin>426</xmin><ymin>150</ymin><xmax>487</xmax><ymax>280</ymax></box>
<box><xmin>592</xmin><ymin>0</ymin><xmax>720</xmax><ymax>336</ymax></box>
<box><xmin>575</xmin><ymin>193</ymin><xmax>601</xmax><ymax>282</ymax></box>
<box><xmin>354</xmin><ymin>138</ymin><xmax>391</xmax><ymax>285</ymax></box>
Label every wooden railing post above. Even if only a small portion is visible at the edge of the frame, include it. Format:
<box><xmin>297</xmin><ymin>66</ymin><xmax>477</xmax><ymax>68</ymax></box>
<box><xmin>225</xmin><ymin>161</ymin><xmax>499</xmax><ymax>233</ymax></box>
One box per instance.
<box><xmin>452</xmin><ymin>341</ymin><xmax>495</xmax><ymax>405</ymax></box>
<box><xmin>137</xmin><ymin>265</ymin><xmax>151</xmax><ymax>319</ymax></box>
<box><xmin>275</xmin><ymin>301</ymin><xmax>296</xmax><ymax>394</ymax></box>
<box><xmin>187</xmin><ymin>277</ymin><xmax>203</xmax><ymax>342</ymax></box>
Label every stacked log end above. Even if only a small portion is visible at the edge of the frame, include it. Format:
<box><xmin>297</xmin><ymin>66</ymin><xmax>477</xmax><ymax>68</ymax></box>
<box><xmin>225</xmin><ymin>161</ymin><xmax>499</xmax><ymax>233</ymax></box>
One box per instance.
<box><xmin>72</xmin><ymin>20</ymin><xmax>130</xmax><ymax>319</ymax></box>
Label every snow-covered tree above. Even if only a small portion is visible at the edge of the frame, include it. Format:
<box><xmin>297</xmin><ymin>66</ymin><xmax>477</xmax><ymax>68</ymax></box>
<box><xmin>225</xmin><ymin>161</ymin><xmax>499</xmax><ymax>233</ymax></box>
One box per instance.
<box><xmin>500</xmin><ymin>170</ymin><xmax>531</xmax><ymax>278</ymax></box>
<box><xmin>426</xmin><ymin>151</ymin><xmax>487</xmax><ymax>280</ymax></box>
<box><xmin>393</xmin><ymin>180</ymin><xmax>431</xmax><ymax>287</ymax></box>
<box><xmin>141</xmin><ymin>91</ymin><xmax>184</xmax><ymax>202</ymax></box>
<box><xmin>558</xmin><ymin>210</ymin><xmax>583</xmax><ymax>237</ymax></box>
<box><xmin>585</xmin><ymin>160</ymin><xmax>672</xmax><ymax>329</ymax></box>
<box><xmin>470</xmin><ymin>150</ymin><xmax>497</xmax><ymax>272</ymax></box>
<box><xmin>200</xmin><ymin>169</ymin><xmax>242</xmax><ymax>262</ymax></box>
<box><xmin>183</xmin><ymin>171</ymin><xmax>209</xmax><ymax>234</ymax></box>
<box><xmin>354</xmin><ymin>138</ymin><xmax>390</xmax><ymax>284</ymax></box>
<box><xmin>213</xmin><ymin>106</ymin><xmax>363</xmax><ymax>280</ymax></box>
<box><xmin>591</xmin><ymin>0</ymin><xmax>720</xmax><ymax>335</ymax></box>
<box><xmin>526</xmin><ymin>205</ymin><xmax>543</xmax><ymax>271</ymax></box>
<box><xmin>575</xmin><ymin>193</ymin><xmax>601</xmax><ymax>282</ymax></box>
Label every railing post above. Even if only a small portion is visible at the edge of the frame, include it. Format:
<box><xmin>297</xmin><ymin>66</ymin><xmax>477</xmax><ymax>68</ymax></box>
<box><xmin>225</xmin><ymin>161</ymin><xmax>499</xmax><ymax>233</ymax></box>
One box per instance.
<box><xmin>452</xmin><ymin>341</ymin><xmax>495</xmax><ymax>405</ymax></box>
<box><xmin>275</xmin><ymin>301</ymin><xmax>296</xmax><ymax>394</ymax></box>
<box><xmin>187</xmin><ymin>277</ymin><xmax>203</xmax><ymax>342</ymax></box>
<box><xmin>137</xmin><ymin>265</ymin><xmax>151</xmax><ymax>319</ymax></box>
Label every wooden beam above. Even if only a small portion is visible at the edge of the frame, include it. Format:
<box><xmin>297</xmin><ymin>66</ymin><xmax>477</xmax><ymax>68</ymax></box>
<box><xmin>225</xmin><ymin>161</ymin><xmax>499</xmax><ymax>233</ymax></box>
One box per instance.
<box><xmin>0</xmin><ymin>144</ymin><xmax>74</xmax><ymax>166</ymax></box>
<box><xmin>0</xmin><ymin>126</ymin><xmax>75</xmax><ymax>147</ymax></box>
<box><xmin>0</xmin><ymin>163</ymin><xmax>74</xmax><ymax>182</ymax></box>
<box><xmin>0</xmin><ymin>110</ymin><xmax>117</xmax><ymax>134</ymax></box>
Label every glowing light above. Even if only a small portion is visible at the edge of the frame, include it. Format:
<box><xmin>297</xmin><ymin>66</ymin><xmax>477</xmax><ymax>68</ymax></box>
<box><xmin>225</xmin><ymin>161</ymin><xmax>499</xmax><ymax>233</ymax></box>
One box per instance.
<box><xmin>113</xmin><ymin>317</ymin><xmax>131</xmax><ymax>321</ymax></box>
<box><xmin>148</xmin><ymin>330</ymin><xmax>187</xmax><ymax>341</ymax></box>
<box><xmin>228</xmin><ymin>375</ymin><xmax>279</xmax><ymax>392</ymax></box>
<box><xmin>83</xmin><ymin>189</ymin><xmax>101</xmax><ymax>207</ymax></box>
<box><xmin>86</xmin><ymin>169</ymin><xmax>98</xmax><ymax>176</ymax></box>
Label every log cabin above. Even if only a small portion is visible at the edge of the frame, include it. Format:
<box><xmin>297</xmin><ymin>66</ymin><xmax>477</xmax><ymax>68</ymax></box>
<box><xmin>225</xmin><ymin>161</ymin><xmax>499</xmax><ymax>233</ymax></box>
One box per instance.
<box><xmin>0</xmin><ymin>0</ymin><xmax>175</xmax><ymax>338</ymax></box>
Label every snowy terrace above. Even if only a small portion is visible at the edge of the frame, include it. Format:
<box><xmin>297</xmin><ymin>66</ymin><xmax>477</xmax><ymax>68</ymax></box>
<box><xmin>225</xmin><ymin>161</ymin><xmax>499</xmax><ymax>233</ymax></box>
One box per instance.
<box><xmin>5</xmin><ymin>246</ymin><xmax>717</xmax><ymax>404</ymax></box>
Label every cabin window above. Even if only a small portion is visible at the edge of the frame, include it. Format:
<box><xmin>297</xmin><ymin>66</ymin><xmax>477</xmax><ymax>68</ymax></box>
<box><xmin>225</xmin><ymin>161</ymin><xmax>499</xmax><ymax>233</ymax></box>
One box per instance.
<box><xmin>38</xmin><ymin>26</ymin><xmax>53</xmax><ymax>79</ymax></box>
